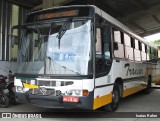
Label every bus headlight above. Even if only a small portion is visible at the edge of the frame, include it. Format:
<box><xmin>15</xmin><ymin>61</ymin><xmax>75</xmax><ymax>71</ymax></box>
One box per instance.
<box><xmin>17</xmin><ymin>86</ymin><xmax>23</xmax><ymax>92</ymax></box>
<box><xmin>65</xmin><ymin>89</ymin><xmax>81</xmax><ymax>96</ymax></box>
<box><xmin>16</xmin><ymin>86</ymin><xmax>30</xmax><ymax>93</ymax></box>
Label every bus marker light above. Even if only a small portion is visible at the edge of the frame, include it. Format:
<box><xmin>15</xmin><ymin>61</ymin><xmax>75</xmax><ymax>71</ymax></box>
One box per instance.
<box><xmin>96</xmin><ymin>95</ymin><xmax>99</xmax><ymax>98</ymax></box>
<box><xmin>83</xmin><ymin>90</ymin><xmax>89</xmax><ymax>96</ymax></box>
<box><xmin>63</xmin><ymin>96</ymin><xmax>79</xmax><ymax>103</ymax></box>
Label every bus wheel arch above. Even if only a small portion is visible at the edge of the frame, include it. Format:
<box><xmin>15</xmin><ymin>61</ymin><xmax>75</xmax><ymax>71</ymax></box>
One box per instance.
<box><xmin>102</xmin><ymin>78</ymin><xmax>123</xmax><ymax>112</ymax></box>
<box><xmin>143</xmin><ymin>75</ymin><xmax>152</xmax><ymax>94</ymax></box>
<box><xmin>115</xmin><ymin>78</ymin><xmax>123</xmax><ymax>98</ymax></box>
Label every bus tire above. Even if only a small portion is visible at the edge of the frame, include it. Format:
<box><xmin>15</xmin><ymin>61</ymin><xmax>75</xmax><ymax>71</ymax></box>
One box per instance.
<box><xmin>0</xmin><ymin>94</ymin><xmax>9</xmax><ymax>108</ymax></box>
<box><xmin>143</xmin><ymin>76</ymin><xmax>151</xmax><ymax>94</ymax></box>
<box><xmin>102</xmin><ymin>84</ymin><xmax>120</xmax><ymax>112</ymax></box>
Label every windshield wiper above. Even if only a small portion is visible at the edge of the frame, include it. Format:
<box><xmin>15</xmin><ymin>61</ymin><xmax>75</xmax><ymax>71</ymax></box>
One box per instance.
<box><xmin>34</xmin><ymin>22</ymin><xmax>42</xmax><ymax>38</ymax></box>
<box><xmin>56</xmin><ymin>18</ymin><xmax>72</xmax><ymax>49</ymax></box>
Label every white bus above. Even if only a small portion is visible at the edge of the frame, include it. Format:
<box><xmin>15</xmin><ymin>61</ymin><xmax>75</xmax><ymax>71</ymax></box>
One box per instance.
<box><xmin>13</xmin><ymin>5</ymin><xmax>160</xmax><ymax>111</ymax></box>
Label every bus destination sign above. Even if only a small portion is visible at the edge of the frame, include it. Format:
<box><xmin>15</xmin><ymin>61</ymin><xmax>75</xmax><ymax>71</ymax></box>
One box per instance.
<box><xmin>36</xmin><ymin>10</ymin><xmax>79</xmax><ymax>21</ymax></box>
<box><xmin>26</xmin><ymin>7</ymin><xmax>92</xmax><ymax>23</ymax></box>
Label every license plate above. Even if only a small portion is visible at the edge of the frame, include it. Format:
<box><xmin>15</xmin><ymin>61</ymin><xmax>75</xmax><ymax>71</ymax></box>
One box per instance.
<box><xmin>63</xmin><ymin>96</ymin><xmax>79</xmax><ymax>103</ymax></box>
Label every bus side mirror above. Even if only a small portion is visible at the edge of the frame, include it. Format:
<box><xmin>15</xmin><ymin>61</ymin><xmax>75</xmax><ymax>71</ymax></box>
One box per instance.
<box><xmin>11</xmin><ymin>35</ymin><xmax>15</xmax><ymax>48</ymax></box>
<box><xmin>114</xmin><ymin>42</ymin><xmax>118</xmax><ymax>51</ymax></box>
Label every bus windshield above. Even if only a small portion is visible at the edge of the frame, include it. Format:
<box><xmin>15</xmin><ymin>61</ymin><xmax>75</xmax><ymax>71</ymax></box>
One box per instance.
<box><xmin>17</xmin><ymin>19</ymin><xmax>92</xmax><ymax>76</ymax></box>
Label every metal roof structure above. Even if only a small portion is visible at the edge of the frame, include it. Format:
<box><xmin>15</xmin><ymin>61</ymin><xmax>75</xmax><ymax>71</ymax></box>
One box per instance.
<box><xmin>5</xmin><ymin>0</ymin><xmax>42</xmax><ymax>8</ymax></box>
<box><xmin>8</xmin><ymin>0</ymin><xmax>160</xmax><ymax>37</ymax></box>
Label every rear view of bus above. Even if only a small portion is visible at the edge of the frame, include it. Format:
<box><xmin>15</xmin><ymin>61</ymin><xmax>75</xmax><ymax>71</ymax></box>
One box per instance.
<box><xmin>14</xmin><ymin>6</ymin><xmax>96</xmax><ymax>110</ymax></box>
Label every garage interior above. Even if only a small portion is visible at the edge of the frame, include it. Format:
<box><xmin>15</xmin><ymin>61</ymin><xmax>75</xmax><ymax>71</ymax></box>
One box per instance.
<box><xmin>0</xmin><ymin>0</ymin><xmax>160</xmax><ymax>118</ymax></box>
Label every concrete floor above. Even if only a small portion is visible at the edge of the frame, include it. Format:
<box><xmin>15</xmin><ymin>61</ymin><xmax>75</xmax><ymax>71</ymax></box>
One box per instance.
<box><xmin>0</xmin><ymin>88</ymin><xmax>160</xmax><ymax>121</ymax></box>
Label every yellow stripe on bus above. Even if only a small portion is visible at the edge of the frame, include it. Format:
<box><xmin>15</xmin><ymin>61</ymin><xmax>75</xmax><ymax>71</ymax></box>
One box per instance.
<box><xmin>123</xmin><ymin>85</ymin><xmax>147</xmax><ymax>97</ymax></box>
<box><xmin>154</xmin><ymin>75</ymin><xmax>160</xmax><ymax>84</ymax></box>
<box><xmin>93</xmin><ymin>84</ymin><xmax>148</xmax><ymax>110</ymax></box>
<box><xmin>93</xmin><ymin>93</ymin><xmax>112</xmax><ymax>110</ymax></box>
<box><xmin>23</xmin><ymin>83</ymin><xmax>38</xmax><ymax>89</ymax></box>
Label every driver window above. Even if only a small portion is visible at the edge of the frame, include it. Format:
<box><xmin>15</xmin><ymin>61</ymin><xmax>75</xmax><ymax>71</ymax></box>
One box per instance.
<box><xmin>95</xmin><ymin>15</ymin><xmax>112</xmax><ymax>75</ymax></box>
<box><xmin>102</xmin><ymin>25</ymin><xmax>111</xmax><ymax>59</ymax></box>
<box><xmin>96</xmin><ymin>28</ymin><xmax>102</xmax><ymax>57</ymax></box>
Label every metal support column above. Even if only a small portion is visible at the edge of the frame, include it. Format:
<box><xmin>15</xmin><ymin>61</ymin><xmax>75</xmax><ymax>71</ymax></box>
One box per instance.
<box><xmin>7</xmin><ymin>3</ymin><xmax>12</xmax><ymax>61</ymax></box>
<box><xmin>0</xmin><ymin>0</ymin><xmax>3</xmax><ymax>60</ymax></box>
<box><xmin>2</xmin><ymin>1</ymin><xmax>8</xmax><ymax>61</ymax></box>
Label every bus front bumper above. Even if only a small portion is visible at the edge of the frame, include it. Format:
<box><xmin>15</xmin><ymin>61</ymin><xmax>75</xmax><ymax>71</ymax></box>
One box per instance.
<box><xmin>15</xmin><ymin>92</ymin><xmax>93</xmax><ymax>109</ymax></box>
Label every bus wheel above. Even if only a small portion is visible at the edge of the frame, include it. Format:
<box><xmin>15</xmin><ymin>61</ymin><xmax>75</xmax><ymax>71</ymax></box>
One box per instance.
<box><xmin>102</xmin><ymin>84</ymin><xmax>120</xmax><ymax>112</ymax></box>
<box><xmin>143</xmin><ymin>76</ymin><xmax>151</xmax><ymax>94</ymax></box>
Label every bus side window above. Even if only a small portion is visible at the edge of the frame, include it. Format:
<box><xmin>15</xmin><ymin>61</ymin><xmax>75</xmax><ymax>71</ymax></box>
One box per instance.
<box><xmin>141</xmin><ymin>43</ymin><xmax>147</xmax><ymax>61</ymax></box>
<box><xmin>150</xmin><ymin>48</ymin><xmax>158</xmax><ymax>63</ymax></box>
<box><xmin>150</xmin><ymin>48</ymin><xmax>154</xmax><ymax>61</ymax></box>
<box><xmin>124</xmin><ymin>33</ymin><xmax>134</xmax><ymax>61</ymax></box>
<box><xmin>147</xmin><ymin>46</ymin><xmax>150</xmax><ymax>61</ymax></box>
<box><xmin>96</xmin><ymin>28</ymin><xmax>102</xmax><ymax>57</ymax></box>
<box><xmin>95</xmin><ymin>27</ymin><xmax>107</xmax><ymax>74</ymax></box>
<box><xmin>113</xmin><ymin>30</ymin><xmax>125</xmax><ymax>59</ymax></box>
<box><xmin>156</xmin><ymin>50</ymin><xmax>158</xmax><ymax>59</ymax></box>
<box><xmin>134</xmin><ymin>40</ymin><xmax>141</xmax><ymax>61</ymax></box>
<box><xmin>158</xmin><ymin>47</ymin><xmax>160</xmax><ymax>58</ymax></box>
<box><xmin>102</xmin><ymin>25</ymin><xmax>111</xmax><ymax>59</ymax></box>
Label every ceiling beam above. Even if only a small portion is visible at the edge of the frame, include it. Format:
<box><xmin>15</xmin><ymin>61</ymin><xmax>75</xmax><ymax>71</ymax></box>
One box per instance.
<box><xmin>32</xmin><ymin>0</ymin><xmax>75</xmax><ymax>11</ymax></box>
<box><xmin>90</xmin><ymin>0</ymin><xmax>125</xmax><ymax>18</ymax></box>
<box><xmin>152</xmin><ymin>15</ymin><xmax>160</xmax><ymax>24</ymax></box>
<box><xmin>5</xmin><ymin>0</ymin><xmax>36</xmax><ymax>8</ymax></box>
<box><xmin>119</xmin><ymin>4</ymin><xmax>160</xmax><ymax>21</ymax></box>
<box><xmin>128</xmin><ymin>20</ymin><xmax>147</xmax><ymax>32</ymax></box>
<box><xmin>53</xmin><ymin>0</ymin><xmax>75</xmax><ymax>6</ymax></box>
<box><xmin>131</xmin><ymin>0</ymin><xmax>148</xmax><ymax>10</ymax></box>
<box><xmin>139</xmin><ymin>26</ymin><xmax>160</xmax><ymax>36</ymax></box>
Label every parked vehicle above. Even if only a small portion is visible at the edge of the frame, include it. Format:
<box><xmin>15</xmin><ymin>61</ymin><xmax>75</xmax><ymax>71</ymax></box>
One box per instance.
<box><xmin>0</xmin><ymin>75</ymin><xmax>9</xmax><ymax>108</ymax></box>
<box><xmin>0</xmin><ymin>71</ymin><xmax>16</xmax><ymax>108</ymax></box>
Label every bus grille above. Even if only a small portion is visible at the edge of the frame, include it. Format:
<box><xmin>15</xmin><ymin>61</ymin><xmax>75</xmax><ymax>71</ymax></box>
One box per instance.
<box><xmin>29</xmin><ymin>88</ymin><xmax>57</xmax><ymax>96</ymax></box>
<box><xmin>26</xmin><ymin>80</ymin><xmax>73</xmax><ymax>96</ymax></box>
<box><xmin>25</xmin><ymin>80</ymin><xmax>73</xmax><ymax>87</ymax></box>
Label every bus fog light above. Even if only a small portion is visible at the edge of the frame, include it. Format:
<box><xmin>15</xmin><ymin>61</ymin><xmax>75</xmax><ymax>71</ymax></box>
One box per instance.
<box><xmin>75</xmin><ymin>90</ymin><xmax>81</xmax><ymax>95</ymax></box>
<box><xmin>65</xmin><ymin>90</ymin><xmax>73</xmax><ymax>96</ymax></box>
<box><xmin>65</xmin><ymin>90</ymin><xmax>81</xmax><ymax>96</ymax></box>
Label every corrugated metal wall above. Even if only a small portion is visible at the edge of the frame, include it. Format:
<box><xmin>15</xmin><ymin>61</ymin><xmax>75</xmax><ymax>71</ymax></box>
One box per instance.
<box><xmin>0</xmin><ymin>0</ymin><xmax>12</xmax><ymax>61</ymax></box>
